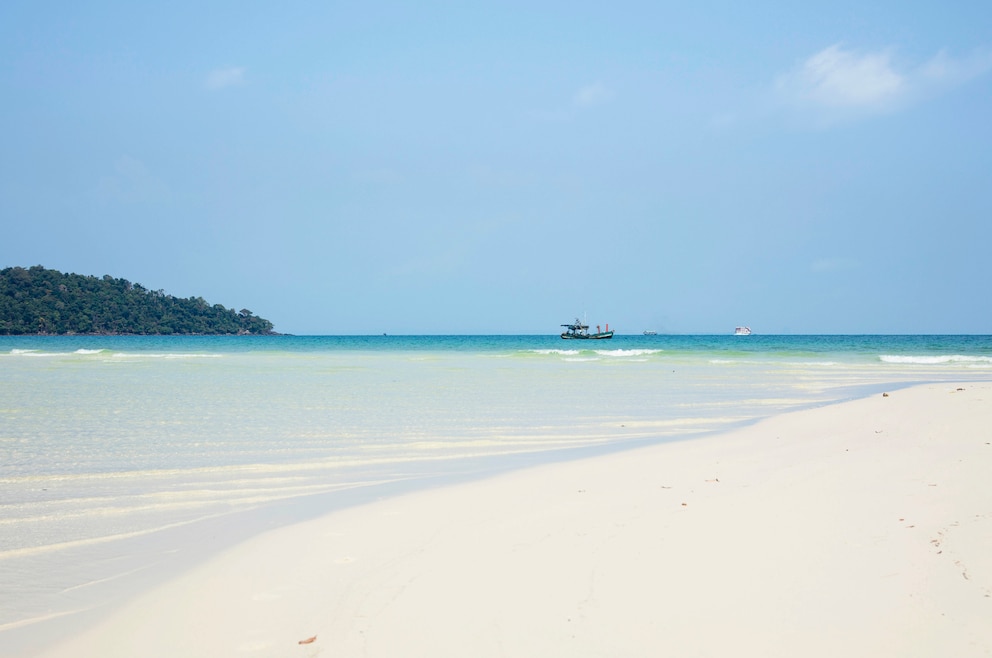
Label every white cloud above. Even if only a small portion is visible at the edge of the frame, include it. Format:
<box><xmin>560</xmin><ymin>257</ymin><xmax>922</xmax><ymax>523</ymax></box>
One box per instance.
<box><xmin>778</xmin><ymin>44</ymin><xmax>905</xmax><ymax>110</ymax></box>
<box><xmin>574</xmin><ymin>82</ymin><xmax>614</xmax><ymax>107</ymax></box>
<box><xmin>775</xmin><ymin>44</ymin><xmax>992</xmax><ymax>119</ymax></box>
<box><xmin>205</xmin><ymin>66</ymin><xmax>246</xmax><ymax>90</ymax></box>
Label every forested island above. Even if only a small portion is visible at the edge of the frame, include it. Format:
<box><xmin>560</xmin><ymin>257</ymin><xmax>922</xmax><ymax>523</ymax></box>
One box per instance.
<box><xmin>0</xmin><ymin>266</ymin><xmax>275</xmax><ymax>335</ymax></box>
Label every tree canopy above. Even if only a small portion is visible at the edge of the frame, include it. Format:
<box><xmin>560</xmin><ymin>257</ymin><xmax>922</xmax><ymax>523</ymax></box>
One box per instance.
<box><xmin>0</xmin><ymin>266</ymin><xmax>276</xmax><ymax>335</ymax></box>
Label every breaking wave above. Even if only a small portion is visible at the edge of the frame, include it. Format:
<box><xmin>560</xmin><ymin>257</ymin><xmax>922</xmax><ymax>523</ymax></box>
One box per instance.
<box><xmin>593</xmin><ymin>349</ymin><xmax>663</xmax><ymax>357</ymax></box>
<box><xmin>880</xmin><ymin>355</ymin><xmax>992</xmax><ymax>366</ymax></box>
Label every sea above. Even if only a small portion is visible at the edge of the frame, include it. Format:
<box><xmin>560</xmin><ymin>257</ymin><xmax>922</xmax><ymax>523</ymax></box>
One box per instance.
<box><xmin>1</xmin><ymin>334</ymin><xmax>991</xmax><ymax>654</ymax></box>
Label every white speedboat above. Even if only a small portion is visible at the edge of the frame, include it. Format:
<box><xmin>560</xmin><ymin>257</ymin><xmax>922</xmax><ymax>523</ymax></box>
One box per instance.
<box><xmin>734</xmin><ymin>326</ymin><xmax>752</xmax><ymax>336</ymax></box>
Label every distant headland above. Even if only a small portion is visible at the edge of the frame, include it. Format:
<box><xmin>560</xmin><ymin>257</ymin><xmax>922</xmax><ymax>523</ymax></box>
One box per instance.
<box><xmin>0</xmin><ymin>266</ymin><xmax>276</xmax><ymax>335</ymax></box>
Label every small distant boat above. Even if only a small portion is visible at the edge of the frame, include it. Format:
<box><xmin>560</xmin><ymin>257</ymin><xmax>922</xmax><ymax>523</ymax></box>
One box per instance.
<box><xmin>734</xmin><ymin>326</ymin><xmax>752</xmax><ymax>336</ymax></box>
<box><xmin>561</xmin><ymin>318</ymin><xmax>614</xmax><ymax>339</ymax></box>
<box><xmin>643</xmin><ymin>330</ymin><xmax>657</xmax><ymax>336</ymax></box>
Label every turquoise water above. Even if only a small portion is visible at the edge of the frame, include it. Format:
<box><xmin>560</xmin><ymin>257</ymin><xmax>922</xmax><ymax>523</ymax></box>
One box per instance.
<box><xmin>1</xmin><ymin>334</ymin><xmax>990</xmax><ymax>650</ymax></box>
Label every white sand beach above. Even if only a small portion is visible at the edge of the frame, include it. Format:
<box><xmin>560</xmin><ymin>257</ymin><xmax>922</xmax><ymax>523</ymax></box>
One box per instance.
<box><xmin>36</xmin><ymin>382</ymin><xmax>992</xmax><ymax>657</ymax></box>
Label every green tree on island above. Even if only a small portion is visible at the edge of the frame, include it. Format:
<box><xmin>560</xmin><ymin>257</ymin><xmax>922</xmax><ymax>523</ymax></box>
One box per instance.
<box><xmin>0</xmin><ymin>266</ymin><xmax>276</xmax><ymax>335</ymax></box>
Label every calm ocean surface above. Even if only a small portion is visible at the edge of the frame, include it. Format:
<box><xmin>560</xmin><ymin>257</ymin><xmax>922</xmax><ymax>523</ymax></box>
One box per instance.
<box><xmin>1</xmin><ymin>334</ymin><xmax>991</xmax><ymax>650</ymax></box>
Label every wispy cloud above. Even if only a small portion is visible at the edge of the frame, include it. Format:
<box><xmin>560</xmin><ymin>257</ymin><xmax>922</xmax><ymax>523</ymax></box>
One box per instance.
<box><xmin>205</xmin><ymin>66</ymin><xmax>246</xmax><ymax>90</ymax></box>
<box><xmin>918</xmin><ymin>47</ymin><xmax>992</xmax><ymax>89</ymax></box>
<box><xmin>777</xmin><ymin>44</ymin><xmax>904</xmax><ymax>111</ymax></box>
<box><xmin>574</xmin><ymin>82</ymin><xmax>614</xmax><ymax>107</ymax></box>
<box><xmin>775</xmin><ymin>44</ymin><xmax>992</xmax><ymax>119</ymax></box>
<box><xmin>526</xmin><ymin>83</ymin><xmax>614</xmax><ymax>123</ymax></box>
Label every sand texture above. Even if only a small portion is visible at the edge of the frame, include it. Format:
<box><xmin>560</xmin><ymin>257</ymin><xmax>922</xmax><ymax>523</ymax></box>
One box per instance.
<box><xmin>37</xmin><ymin>383</ymin><xmax>992</xmax><ymax>657</ymax></box>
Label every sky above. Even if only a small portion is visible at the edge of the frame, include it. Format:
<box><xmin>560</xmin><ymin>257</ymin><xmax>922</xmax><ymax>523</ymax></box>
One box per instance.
<box><xmin>2</xmin><ymin>1</ymin><xmax>990</xmax><ymax>335</ymax></box>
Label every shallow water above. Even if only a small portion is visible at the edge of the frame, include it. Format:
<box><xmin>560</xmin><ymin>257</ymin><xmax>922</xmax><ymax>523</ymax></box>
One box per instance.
<box><xmin>1</xmin><ymin>334</ymin><xmax>990</xmax><ymax>652</ymax></box>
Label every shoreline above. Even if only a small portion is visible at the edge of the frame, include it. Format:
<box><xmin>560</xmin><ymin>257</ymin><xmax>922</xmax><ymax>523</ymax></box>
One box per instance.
<box><xmin>28</xmin><ymin>381</ymin><xmax>992</xmax><ymax>657</ymax></box>
<box><xmin>0</xmin><ymin>375</ymin><xmax>903</xmax><ymax>656</ymax></box>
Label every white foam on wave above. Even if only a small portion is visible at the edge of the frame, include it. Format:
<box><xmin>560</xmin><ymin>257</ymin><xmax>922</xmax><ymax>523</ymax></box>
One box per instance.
<box><xmin>110</xmin><ymin>352</ymin><xmax>223</xmax><ymax>359</ymax></box>
<box><xmin>880</xmin><ymin>354</ymin><xmax>992</xmax><ymax>366</ymax></box>
<box><xmin>7</xmin><ymin>349</ymin><xmax>64</xmax><ymax>357</ymax></box>
<box><xmin>709</xmin><ymin>358</ymin><xmax>839</xmax><ymax>367</ymax></box>
<box><xmin>594</xmin><ymin>349</ymin><xmax>663</xmax><ymax>357</ymax></box>
<box><xmin>7</xmin><ymin>348</ymin><xmax>221</xmax><ymax>359</ymax></box>
<box><xmin>530</xmin><ymin>349</ymin><xmax>581</xmax><ymax>356</ymax></box>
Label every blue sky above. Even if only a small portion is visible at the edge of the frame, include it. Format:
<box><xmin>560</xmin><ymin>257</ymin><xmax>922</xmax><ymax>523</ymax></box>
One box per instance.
<box><xmin>2</xmin><ymin>1</ymin><xmax>990</xmax><ymax>334</ymax></box>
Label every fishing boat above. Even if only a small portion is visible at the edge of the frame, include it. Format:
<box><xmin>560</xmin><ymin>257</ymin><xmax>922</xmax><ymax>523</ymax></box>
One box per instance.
<box><xmin>561</xmin><ymin>319</ymin><xmax>614</xmax><ymax>339</ymax></box>
<box><xmin>643</xmin><ymin>330</ymin><xmax>657</xmax><ymax>336</ymax></box>
<box><xmin>734</xmin><ymin>326</ymin><xmax>752</xmax><ymax>336</ymax></box>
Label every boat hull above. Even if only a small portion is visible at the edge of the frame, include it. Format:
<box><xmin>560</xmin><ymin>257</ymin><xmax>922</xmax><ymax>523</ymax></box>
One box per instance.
<box><xmin>561</xmin><ymin>331</ymin><xmax>614</xmax><ymax>339</ymax></box>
